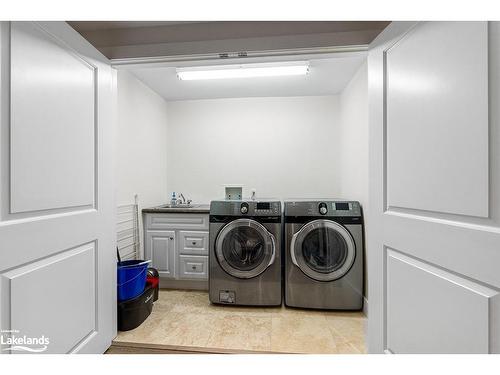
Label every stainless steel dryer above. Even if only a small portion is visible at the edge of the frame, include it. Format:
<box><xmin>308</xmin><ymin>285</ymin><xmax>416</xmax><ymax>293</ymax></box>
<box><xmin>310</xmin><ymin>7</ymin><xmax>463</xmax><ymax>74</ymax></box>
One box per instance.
<box><xmin>209</xmin><ymin>200</ymin><xmax>282</xmax><ymax>306</ymax></box>
<box><xmin>285</xmin><ymin>200</ymin><xmax>364</xmax><ymax>310</ymax></box>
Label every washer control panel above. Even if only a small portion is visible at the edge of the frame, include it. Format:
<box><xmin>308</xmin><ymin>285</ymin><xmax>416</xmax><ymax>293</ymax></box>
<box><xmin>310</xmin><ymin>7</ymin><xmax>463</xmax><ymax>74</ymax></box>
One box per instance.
<box><xmin>210</xmin><ymin>200</ymin><xmax>281</xmax><ymax>216</ymax></box>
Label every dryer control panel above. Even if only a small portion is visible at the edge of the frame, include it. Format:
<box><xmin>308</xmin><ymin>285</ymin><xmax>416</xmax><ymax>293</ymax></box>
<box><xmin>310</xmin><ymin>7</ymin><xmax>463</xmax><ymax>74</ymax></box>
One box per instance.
<box><xmin>284</xmin><ymin>200</ymin><xmax>362</xmax><ymax>218</ymax></box>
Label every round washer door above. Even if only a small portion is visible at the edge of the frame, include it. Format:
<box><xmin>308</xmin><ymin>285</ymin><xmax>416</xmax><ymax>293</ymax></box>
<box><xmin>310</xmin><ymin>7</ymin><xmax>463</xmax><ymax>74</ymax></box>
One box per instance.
<box><xmin>215</xmin><ymin>218</ymin><xmax>276</xmax><ymax>279</ymax></box>
<box><xmin>291</xmin><ymin>219</ymin><xmax>355</xmax><ymax>282</ymax></box>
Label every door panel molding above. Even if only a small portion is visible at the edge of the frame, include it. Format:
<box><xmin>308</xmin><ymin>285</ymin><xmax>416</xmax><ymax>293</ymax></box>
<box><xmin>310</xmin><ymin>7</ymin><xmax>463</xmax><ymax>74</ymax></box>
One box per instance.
<box><xmin>385</xmin><ymin>248</ymin><xmax>499</xmax><ymax>353</ymax></box>
<box><xmin>8</xmin><ymin>22</ymin><xmax>98</xmax><ymax>217</ymax></box>
<box><xmin>383</xmin><ymin>210</ymin><xmax>500</xmax><ymax>289</ymax></box>
<box><xmin>383</xmin><ymin>21</ymin><xmax>489</xmax><ymax>218</ymax></box>
<box><xmin>1</xmin><ymin>242</ymin><xmax>98</xmax><ymax>353</ymax></box>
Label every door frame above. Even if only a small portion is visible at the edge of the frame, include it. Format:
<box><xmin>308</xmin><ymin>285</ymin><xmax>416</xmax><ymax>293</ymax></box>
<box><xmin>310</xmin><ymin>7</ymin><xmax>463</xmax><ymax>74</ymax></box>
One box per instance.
<box><xmin>367</xmin><ymin>21</ymin><xmax>419</xmax><ymax>354</ymax></box>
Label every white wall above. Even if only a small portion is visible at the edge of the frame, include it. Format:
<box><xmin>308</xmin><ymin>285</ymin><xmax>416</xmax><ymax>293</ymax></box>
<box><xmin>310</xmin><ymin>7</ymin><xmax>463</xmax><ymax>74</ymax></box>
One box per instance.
<box><xmin>166</xmin><ymin>96</ymin><xmax>342</xmax><ymax>203</ymax></box>
<box><xmin>338</xmin><ymin>61</ymin><xmax>369</xmax><ymax>208</ymax></box>
<box><xmin>116</xmin><ymin>70</ymin><xmax>169</xmax><ymax>208</ymax></box>
<box><xmin>116</xmin><ymin>70</ymin><xmax>169</xmax><ymax>256</ymax></box>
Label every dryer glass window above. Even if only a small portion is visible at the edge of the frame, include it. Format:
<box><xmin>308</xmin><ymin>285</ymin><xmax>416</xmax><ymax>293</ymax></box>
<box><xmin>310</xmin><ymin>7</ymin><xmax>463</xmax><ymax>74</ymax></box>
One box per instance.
<box><xmin>221</xmin><ymin>226</ymin><xmax>267</xmax><ymax>271</ymax></box>
<box><xmin>302</xmin><ymin>228</ymin><xmax>348</xmax><ymax>273</ymax></box>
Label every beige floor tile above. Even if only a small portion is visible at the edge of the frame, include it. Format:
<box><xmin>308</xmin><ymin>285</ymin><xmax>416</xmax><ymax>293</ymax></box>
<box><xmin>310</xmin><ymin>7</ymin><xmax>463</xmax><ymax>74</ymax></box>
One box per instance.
<box><xmin>274</xmin><ymin>305</ymin><xmax>328</xmax><ymax>318</ymax></box>
<box><xmin>114</xmin><ymin>308</ymin><xmax>165</xmax><ymax>344</ymax></box>
<box><xmin>166</xmin><ymin>291</ymin><xmax>213</xmax><ymax>315</ymax></box>
<box><xmin>324</xmin><ymin>315</ymin><xmax>366</xmax><ymax>339</ymax></box>
<box><xmin>114</xmin><ymin>289</ymin><xmax>367</xmax><ymax>354</ymax></box>
<box><xmin>270</xmin><ymin>314</ymin><xmax>339</xmax><ymax>353</ymax></box>
<box><xmin>332</xmin><ymin>343</ymin><xmax>362</xmax><ymax>354</ymax></box>
<box><xmin>323</xmin><ymin>313</ymin><xmax>367</xmax><ymax>353</ymax></box>
<box><xmin>346</xmin><ymin>336</ymin><xmax>367</xmax><ymax>354</ymax></box>
<box><xmin>206</xmin><ymin>314</ymin><xmax>272</xmax><ymax>351</ymax></box>
<box><xmin>208</xmin><ymin>303</ymin><xmax>281</xmax><ymax>319</ymax></box>
<box><xmin>163</xmin><ymin>289</ymin><xmax>278</xmax><ymax>318</ymax></box>
<box><xmin>323</xmin><ymin>310</ymin><xmax>365</xmax><ymax>319</ymax></box>
<box><xmin>145</xmin><ymin>312</ymin><xmax>214</xmax><ymax>347</ymax></box>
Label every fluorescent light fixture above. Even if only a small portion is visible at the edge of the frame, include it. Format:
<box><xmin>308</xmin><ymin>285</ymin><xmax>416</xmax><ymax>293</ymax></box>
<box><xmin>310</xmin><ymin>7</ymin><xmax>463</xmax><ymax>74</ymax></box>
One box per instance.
<box><xmin>176</xmin><ymin>61</ymin><xmax>310</xmax><ymax>81</ymax></box>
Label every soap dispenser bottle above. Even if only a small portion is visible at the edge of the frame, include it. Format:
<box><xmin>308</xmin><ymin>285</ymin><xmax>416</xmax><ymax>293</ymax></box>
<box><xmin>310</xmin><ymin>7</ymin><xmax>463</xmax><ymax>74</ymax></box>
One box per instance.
<box><xmin>170</xmin><ymin>192</ymin><xmax>177</xmax><ymax>205</ymax></box>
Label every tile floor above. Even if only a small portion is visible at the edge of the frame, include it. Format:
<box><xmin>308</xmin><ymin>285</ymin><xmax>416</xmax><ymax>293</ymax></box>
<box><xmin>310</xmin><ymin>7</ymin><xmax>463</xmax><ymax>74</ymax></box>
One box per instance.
<box><xmin>113</xmin><ymin>289</ymin><xmax>367</xmax><ymax>354</ymax></box>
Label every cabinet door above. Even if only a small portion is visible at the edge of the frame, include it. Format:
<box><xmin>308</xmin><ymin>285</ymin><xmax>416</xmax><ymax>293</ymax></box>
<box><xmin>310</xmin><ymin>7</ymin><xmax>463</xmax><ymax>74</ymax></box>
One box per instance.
<box><xmin>145</xmin><ymin>231</ymin><xmax>176</xmax><ymax>279</ymax></box>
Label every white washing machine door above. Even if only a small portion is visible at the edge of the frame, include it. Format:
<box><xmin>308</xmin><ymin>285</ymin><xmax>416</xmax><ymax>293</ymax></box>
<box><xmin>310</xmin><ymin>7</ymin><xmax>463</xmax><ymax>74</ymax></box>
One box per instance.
<box><xmin>291</xmin><ymin>219</ymin><xmax>356</xmax><ymax>282</ymax></box>
<box><xmin>215</xmin><ymin>218</ymin><xmax>276</xmax><ymax>279</ymax></box>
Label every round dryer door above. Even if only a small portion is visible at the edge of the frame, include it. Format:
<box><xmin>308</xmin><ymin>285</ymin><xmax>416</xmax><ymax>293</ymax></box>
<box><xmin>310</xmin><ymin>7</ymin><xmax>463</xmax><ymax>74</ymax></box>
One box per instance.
<box><xmin>215</xmin><ymin>218</ymin><xmax>276</xmax><ymax>279</ymax></box>
<box><xmin>291</xmin><ymin>219</ymin><xmax>355</xmax><ymax>282</ymax></box>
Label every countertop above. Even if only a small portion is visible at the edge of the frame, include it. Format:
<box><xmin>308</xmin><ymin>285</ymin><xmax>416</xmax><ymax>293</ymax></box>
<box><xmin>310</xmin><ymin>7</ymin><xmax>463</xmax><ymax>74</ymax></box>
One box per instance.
<box><xmin>142</xmin><ymin>204</ymin><xmax>210</xmax><ymax>214</ymax></box>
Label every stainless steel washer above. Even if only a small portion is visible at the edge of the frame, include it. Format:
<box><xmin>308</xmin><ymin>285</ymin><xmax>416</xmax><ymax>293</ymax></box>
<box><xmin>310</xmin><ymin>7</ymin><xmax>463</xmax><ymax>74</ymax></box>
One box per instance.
<box><xmin>209</xmin><ymin>200</ymin><xmax>282</xmax><ymax>306</ymax></box>
<box><xmin>285</xmin><ymin>200</ymin><xmax>364</xmax><ymax>310</ymax></box>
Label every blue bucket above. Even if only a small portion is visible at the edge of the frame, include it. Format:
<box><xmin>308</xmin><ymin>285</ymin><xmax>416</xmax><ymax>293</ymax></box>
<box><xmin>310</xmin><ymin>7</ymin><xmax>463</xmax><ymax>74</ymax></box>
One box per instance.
<box><xmin>117</xmin><ymin>260</ymin><xmax>151</xmax><ymax>301</ymax></box>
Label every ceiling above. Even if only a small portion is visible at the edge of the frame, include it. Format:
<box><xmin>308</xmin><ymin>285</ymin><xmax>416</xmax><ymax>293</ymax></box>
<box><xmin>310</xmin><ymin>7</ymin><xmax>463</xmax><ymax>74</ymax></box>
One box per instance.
<box><xmin>68</xmin><ymin>21</ymin><xmax>199</xmax><ymax>31</ymax></box>
<box><xmin>125</xmin><ymin>53</ymin><xmax>366</xmax><ymax>101</ymax></box>
<box><xmin>69</xmin><ymin>22</ymin><xmax>377</xmax><ymax>100</ymax></box>
<box><xmin>68</xmin><ymin>21</ymin><xmax>389</xmax><ymax>60</ymax></box>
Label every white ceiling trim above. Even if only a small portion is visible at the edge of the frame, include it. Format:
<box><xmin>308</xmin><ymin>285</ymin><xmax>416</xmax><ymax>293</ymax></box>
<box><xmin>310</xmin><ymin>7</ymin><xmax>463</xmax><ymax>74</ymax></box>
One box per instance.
<box><xmin>111</xmin><ymin>44</ymin><xmax>368</xmax><ymax>67</ymax></box>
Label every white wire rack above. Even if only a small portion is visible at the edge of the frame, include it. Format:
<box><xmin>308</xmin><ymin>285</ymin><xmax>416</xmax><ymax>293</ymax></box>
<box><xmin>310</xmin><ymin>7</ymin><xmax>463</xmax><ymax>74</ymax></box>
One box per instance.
<box><xmin>116</xmin><ymin>195</ymin><xmax>140</xmax><ymax>261</ymax></box>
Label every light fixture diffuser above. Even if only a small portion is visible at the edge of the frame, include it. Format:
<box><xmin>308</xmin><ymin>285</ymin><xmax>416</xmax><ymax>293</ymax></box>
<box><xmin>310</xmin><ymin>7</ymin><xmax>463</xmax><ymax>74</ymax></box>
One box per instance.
<box><xmin>176</xmin><ymin>61</ymin><xmax>310</xmax><ymax>81</ymax></box>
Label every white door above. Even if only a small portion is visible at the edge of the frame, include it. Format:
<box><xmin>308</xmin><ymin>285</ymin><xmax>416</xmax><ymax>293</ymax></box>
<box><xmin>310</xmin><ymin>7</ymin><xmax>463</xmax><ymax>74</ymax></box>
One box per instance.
<box><xmin>0</xmin><ymin>22</ymin><xmax>116</xmax><ymax>354</ymax></box>
<box><xmin>368</xmin><ymin>21</ymin><xmax>500</xmax><ymax>354</ymax></box>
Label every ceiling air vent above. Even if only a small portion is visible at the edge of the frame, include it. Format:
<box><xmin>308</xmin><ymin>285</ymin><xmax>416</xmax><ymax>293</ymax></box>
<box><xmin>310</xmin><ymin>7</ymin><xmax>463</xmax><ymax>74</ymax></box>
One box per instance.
<box><xmin>218</xmin><ymin>52</ymin><xmax>248</xmax><ymax>59</ymax></box>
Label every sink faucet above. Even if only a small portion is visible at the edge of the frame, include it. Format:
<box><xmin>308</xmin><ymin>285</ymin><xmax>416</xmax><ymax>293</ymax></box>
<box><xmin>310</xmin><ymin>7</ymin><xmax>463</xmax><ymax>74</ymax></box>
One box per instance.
<box><xmin>178</xmin><ymin>193</ymin><xmax>186</xmax><ymax>204</ymax></box>
<box><xmin>176</xmin><ymin>193</ymin><xmax>192</xmax><ymax>205</ymax></box>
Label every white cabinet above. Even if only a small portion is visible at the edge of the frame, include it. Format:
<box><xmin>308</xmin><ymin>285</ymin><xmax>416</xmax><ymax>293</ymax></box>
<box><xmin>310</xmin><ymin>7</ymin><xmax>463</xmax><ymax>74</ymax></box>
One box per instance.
<box><xmin>145</xmin><ymin>230</ymin><xmax>176</xmax><ymax>279</ymax></box>
<box><xmin>145</xmin><ymin>213</ymin><xmax>209</xmax><ymax>231</ymax></box>
<box><xmin>179</xmin><ymin>255</ymin><xmax>208</xmax><ymax>280</ymax></box>
<box><xmin>178</xmin><ymin>230</ymin><xmax>209</xmax><ymax>256</ymax></box>
<box><xmin>143</xmin><ymin>212</ymin><xmax>209</xmax><ymax>289</ymax></box>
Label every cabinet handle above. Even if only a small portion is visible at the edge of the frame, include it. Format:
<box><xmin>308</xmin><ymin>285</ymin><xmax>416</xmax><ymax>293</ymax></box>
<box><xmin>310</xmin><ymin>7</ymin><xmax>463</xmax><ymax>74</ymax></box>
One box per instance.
<box><xmin>169</xmin><ymin>237</ymin><xmax>174</xmax><ymax>240</ymax></box>
<box><xmin>192</xmin><ymin>241</ymin><xmax>196</xmax><ymax>245</ymax></box>
<box><xmin>191</xmin><ymin>265</ymin><xmax>197</xmax><ymax>270</ymax></box>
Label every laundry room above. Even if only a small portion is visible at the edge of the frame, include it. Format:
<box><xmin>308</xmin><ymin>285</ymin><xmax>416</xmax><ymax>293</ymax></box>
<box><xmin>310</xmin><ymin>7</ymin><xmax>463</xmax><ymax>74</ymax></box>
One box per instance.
<box><xmin>2</xmin><ymin>15</ymin><xmax>499</xmax><ymax>362</ymax></box>
<box><xmin>104</xmin><ymin>22</ymin><xmax>372</xmax><ymax>353</ymax></box>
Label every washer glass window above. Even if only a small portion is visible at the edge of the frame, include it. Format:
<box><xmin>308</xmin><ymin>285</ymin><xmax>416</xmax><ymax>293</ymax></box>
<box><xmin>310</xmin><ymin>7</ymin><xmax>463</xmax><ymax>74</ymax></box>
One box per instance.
<box><xmin>216</xmin><ymin>219</ymin><xmax>275</xmax><ymax>279</ymax></box>
<box><xmin>221</xmin><ymin>226</ymin><xmax>266</xmax><ymax>271</ymax></box>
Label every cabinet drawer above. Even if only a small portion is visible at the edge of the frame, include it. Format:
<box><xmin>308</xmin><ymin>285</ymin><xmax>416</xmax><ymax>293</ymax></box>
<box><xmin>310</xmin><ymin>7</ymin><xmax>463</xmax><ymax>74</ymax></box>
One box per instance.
<box><xmin>179</xmin><ymin>255</ymin><xmax>208</xmax><ymax>280</ymax></box>
<box><xmin>179</xmin><ymin>231</ymin><xmax>209</xmax><ymax>255</ymax></box>
<box><xmin>145</xmin><ymin>213</ymin><xmax>209</xmax><ymax>231</ymax></box>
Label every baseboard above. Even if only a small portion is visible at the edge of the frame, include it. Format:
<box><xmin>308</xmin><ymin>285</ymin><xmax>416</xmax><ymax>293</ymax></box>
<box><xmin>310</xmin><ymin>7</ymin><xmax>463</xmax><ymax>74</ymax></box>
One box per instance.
<box><xmin>363</xmin><ymin>297</ymin><xmax>368</xmax><ymax>317</ymax></box>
